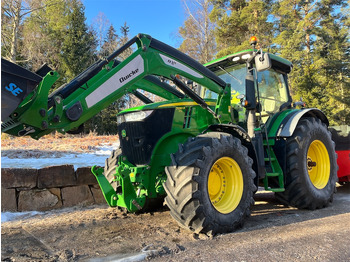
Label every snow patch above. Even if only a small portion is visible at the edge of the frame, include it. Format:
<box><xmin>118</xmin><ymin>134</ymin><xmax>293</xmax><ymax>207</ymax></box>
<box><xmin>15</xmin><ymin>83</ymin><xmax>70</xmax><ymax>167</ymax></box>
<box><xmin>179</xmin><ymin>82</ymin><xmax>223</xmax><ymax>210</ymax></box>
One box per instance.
<box><xmin>1</xmin><ymin>142</ymin><xmax>120</xmax><ymax>170</ymax></box>
<box><xmin>88</xmin><ymin>245</ymin><xmax>157</xmax><ymax>262</ymax></box>
<box><xmin>1</xmin><ymin>153</ymin><xmax>107</xmax><ymax>169</ymax></box>
<box><xmin>94</xmin><ymin>142</ymin><xmax>119</xmax><ymax>155</ymax></box>
<box><xmin>1</xmin><ymin>211</ymin><xmax>43</xmax><ymax>223</ymax></box>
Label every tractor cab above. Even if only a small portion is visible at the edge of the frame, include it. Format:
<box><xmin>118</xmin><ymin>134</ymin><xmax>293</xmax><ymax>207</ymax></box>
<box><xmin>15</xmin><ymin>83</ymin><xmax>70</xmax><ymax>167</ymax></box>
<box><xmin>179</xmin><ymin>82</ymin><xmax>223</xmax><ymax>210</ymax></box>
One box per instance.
<box><xmin>203</xmin><ymin>49</ymin><xmax>293</xmax><ymax>125</ymax></box>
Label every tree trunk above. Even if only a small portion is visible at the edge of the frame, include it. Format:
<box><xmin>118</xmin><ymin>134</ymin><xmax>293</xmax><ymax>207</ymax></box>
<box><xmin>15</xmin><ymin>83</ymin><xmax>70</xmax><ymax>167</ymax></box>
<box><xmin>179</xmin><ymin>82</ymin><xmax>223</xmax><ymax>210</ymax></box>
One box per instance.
<box><xmin>10</xmin><ymin>0</ymin><xmax>22</xmax><ymax>62</ymax></box>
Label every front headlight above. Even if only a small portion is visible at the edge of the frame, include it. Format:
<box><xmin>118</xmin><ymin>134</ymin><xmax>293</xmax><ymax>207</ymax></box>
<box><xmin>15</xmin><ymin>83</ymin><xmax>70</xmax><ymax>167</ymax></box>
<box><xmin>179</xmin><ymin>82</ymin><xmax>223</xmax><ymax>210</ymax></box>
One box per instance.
<box><xmin>117</xmin><ymin>115</ymin><xmax>125</xmax><ymax>125</ymax></box>
<box><xmin>117</xmin><ymin>110</ymin><xmax>154</xmax><ymax>124</ymax></box>
<box><xmin>241</xmin><ymin>54</ymin><xmax>251</xmax><ymax>60</ymax></box>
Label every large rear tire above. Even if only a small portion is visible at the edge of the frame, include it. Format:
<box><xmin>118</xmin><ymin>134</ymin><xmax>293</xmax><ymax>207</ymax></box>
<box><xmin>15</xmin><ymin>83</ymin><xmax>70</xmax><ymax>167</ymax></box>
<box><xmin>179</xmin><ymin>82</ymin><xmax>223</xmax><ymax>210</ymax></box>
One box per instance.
<box><xmin>276</xmin><ymin>117</ymin><xmax>337</xmax><ymax>209</ymax></box>
<box><xmin>164</xmin><ymin>133</ymin><xmax>256</xmax><ymax>235</ymax></box>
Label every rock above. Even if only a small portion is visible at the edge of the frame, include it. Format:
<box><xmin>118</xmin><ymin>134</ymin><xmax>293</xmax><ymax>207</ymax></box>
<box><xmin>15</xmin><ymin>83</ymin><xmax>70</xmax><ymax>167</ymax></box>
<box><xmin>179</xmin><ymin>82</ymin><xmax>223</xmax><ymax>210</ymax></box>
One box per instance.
<box><xmin>18</xmin><ymin>189</ymin><xmax>62</xmax><ymax>211</ymax></box>
<box><xmin>76</xmin><ymin>167</ymin><xmax>98</xmax><ymax>185</ymax></box>
<box><xmin>90</xmin><ymin>186</ymin><xmax>106</xmax><ymax>204</ymax></box>
<box><xmin>1</xmin><ymin>188</ymin><xmax>17</xmax><ymax>211</ymax></box>
<box><xmin>1</xmin><ymin>168</ymin><xmax>37</xmax><ymax>189</ymax></box>
<box><xmin>61</xmin><ymin>185</ymin><xmax>94</xmax><ymax>207</ymax></box>
<box><xmin>48</xmin><ymin>188</ymin><xmax>62</xmax><ymax>201</ymax></box>
<box><xmin>37</xmin><ymin>165</ymin><xmax>76</xmax><ymax>188</ymax></box>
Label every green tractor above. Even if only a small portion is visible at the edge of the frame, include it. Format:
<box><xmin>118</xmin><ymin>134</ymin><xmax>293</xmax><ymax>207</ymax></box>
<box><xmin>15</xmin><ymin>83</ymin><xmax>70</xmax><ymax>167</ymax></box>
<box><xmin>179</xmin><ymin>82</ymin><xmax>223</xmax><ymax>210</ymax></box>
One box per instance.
<box><xmin>1</xmin><ymin>34</ymin><xmax>337</xmax><ymax>235</ymax></box>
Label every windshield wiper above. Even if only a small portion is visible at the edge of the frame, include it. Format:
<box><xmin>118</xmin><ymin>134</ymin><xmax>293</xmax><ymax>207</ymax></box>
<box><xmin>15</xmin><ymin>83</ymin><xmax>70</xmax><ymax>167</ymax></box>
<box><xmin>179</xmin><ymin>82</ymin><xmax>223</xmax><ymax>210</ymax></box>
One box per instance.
<box><xmin>218</xmin><ymin>66</ymin><xmax>242</xmax><ymax>85</ymax></box>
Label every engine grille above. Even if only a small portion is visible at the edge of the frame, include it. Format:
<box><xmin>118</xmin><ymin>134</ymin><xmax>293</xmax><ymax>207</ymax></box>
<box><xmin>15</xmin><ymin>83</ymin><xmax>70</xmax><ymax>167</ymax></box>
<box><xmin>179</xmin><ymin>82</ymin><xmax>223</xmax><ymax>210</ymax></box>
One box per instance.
<box><xmin>118</xmin><ymin>108</ymin><xmax>175</xmax><ymax>165</ymax></box>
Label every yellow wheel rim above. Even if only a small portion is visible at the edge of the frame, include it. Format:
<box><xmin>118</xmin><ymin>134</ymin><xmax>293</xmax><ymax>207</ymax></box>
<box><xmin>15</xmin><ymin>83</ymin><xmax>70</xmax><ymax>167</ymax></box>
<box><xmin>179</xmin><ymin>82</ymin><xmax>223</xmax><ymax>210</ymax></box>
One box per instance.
<box><xmin>307</xmin><ymin>140</ymin><xmax>330</xmax><ymax>189</ymax></box>
<box><xmin>208</xmin><ymin>157</ymin><xmax>244</xmax><ymax>214</ymax></box>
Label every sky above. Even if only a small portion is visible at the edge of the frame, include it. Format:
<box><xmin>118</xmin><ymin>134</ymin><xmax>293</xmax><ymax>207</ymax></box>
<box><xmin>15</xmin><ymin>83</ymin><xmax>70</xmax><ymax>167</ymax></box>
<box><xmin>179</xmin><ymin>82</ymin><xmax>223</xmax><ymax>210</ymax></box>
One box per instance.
<box><xmin>82</xmin><ymin>0</ymin><xmax>185</xmax><ymax>48</ymax></box>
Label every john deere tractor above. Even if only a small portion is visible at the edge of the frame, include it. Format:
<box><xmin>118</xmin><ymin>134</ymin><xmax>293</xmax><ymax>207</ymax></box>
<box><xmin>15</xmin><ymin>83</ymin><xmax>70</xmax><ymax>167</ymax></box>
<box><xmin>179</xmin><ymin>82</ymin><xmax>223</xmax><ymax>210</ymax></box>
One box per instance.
<box><xmin>1</xmin><ymin>34</ymin><xmax>337</xmax><ymax>235</ymax></box>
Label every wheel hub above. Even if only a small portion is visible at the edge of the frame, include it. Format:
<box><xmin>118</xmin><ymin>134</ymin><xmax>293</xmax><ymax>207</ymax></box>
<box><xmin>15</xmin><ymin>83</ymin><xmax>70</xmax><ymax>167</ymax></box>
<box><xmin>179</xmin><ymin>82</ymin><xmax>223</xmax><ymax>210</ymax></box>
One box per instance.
<box><xmin>307</xmin><ymin>140</ymin><xmax>330</xmax><ymax>189</ymax></box>
<box><xmin>307</xmin><ymin>158</ymin><xmax>317</xmax><ymax>170</ymax></box>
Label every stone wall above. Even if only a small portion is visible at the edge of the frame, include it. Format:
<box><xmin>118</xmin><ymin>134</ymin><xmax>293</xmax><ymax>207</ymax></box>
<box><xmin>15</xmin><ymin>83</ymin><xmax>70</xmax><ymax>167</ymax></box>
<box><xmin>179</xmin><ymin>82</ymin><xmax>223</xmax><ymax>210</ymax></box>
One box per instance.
<box><xmin>1</xmin><ymin>165</ymin><xmax>107</xmax><ymax>212</ymax></box>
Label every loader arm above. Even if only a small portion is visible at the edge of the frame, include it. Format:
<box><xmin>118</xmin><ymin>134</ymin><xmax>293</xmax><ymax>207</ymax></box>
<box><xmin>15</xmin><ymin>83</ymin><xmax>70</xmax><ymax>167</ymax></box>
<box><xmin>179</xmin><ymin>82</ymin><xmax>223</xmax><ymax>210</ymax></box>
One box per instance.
<box><xmin>2</xmin><ymin>34</ymin><xmax>229</xmax><ymax>139</ymax></box>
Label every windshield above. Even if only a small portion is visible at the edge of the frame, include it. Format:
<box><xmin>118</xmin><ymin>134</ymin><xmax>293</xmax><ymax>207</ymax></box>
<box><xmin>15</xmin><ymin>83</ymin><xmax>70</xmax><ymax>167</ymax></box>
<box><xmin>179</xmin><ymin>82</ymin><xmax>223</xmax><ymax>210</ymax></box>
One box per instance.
<box><xmin>202</xmin><ymin>63</ymin><xmax>246</xmax><ymax>102</ymax></box>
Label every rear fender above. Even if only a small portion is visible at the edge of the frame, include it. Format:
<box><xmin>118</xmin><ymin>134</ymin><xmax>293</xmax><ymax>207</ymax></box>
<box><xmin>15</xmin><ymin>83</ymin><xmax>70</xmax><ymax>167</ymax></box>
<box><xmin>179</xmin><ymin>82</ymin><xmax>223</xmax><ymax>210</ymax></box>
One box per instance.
<box><xmin>269</xmin><ymin>108</ymin><xmax>330</xmax><ymax>185</ymax></box>
<box><xmin>276</xmin><ymin>108</ymin><xmax>329</xmax><ymax>138</ymax></box>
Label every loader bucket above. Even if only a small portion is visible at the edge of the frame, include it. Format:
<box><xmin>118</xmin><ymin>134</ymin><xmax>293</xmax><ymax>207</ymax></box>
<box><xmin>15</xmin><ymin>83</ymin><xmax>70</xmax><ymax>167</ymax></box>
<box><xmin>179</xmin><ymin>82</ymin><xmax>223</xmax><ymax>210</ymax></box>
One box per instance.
<box><xmin>1</xmin><ymin>58</ymin><xmax>42</xmax><ymax>121</ymax></box>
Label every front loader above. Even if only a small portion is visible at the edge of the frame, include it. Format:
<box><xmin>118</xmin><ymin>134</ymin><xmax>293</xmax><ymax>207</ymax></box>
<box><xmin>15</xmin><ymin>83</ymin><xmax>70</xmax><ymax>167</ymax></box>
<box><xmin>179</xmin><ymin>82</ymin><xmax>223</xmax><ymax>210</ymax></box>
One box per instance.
<box><xmin>2</xmin><ymin>34</ymin><xmax>337</xmax><ymax>235</ymax></box>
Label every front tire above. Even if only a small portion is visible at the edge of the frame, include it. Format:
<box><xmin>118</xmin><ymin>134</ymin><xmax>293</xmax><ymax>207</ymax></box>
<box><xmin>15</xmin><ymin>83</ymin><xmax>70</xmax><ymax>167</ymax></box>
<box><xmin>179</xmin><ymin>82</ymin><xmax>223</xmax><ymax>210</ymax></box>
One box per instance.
<box><xmin>276</xmin><ymin>117</ymin><xmax>337</xmax><ymax>209</ymax></box>
<box><xmin>104</xmin><ymin>148</ymin><xmax>122</xmax><ymax>192</ymax></box>
<box><xmin>164</xmin><ymin>133</ymin><xmax>256</xmax><ymax>235</ymax></box>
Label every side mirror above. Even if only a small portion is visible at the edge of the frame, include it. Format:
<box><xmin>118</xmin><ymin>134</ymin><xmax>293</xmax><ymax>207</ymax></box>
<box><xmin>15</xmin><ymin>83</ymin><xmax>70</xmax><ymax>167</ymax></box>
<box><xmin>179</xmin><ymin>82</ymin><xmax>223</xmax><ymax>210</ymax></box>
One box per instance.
<box><xmin>255</xmin><ymin>53</ymin><xmax>271</xmax><ymax>72</ymax></box>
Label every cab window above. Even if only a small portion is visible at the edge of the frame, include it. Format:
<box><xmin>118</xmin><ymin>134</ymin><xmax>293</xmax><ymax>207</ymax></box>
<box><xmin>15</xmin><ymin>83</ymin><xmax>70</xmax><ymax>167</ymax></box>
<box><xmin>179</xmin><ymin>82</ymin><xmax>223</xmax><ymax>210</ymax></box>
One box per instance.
<box><xmin>257</xmin><ymin>69</ymin><xmax>289</xmax><ymax>119</ymax></box>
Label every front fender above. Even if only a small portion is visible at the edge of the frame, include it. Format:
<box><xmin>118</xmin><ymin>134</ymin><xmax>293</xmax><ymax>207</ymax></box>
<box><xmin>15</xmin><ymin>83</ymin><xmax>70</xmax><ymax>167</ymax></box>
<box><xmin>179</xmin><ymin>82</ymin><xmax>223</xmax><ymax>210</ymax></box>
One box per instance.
<box><xmin>207</xmin><ymin>124</ymin><xmax>261</xmax><ymax>187</ymax></box>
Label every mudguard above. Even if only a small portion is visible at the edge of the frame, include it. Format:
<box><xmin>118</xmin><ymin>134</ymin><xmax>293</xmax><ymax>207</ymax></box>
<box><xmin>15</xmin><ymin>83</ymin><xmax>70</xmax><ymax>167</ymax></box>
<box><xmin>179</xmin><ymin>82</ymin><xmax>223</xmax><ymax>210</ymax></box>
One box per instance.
<box><xmin>207</xmin><ymin>124</ymin><xmax>262</xmax><ymax>186</ymax></box>
<box><xmin>276</xmin><ymin>108</ymin><xmax>329</xmax><ymax>138</ymax></box>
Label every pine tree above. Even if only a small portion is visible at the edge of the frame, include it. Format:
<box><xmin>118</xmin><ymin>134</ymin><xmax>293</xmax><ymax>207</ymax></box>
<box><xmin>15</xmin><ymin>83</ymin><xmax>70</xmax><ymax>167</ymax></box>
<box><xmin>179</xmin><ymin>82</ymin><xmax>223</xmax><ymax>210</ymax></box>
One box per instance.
<box><xmin>100</xmin><ymin>25</ymin><xmax>118</xmax><ymax>57</ymax></box>
<box><xmin>85</xmin><ymin>23</ymin><xmax>131</xmax><ymax>135</ymax></box>
<box><xmin>210</xmin><ymin>0</ymin><xmax>274</xmax><ymax>57</ymax></box>
<box><xmin>60</xmin><ymin>0</ymin><xmax>96</xmax><ymax>81</ymax></box>
<box><xmin>2</xmin><ymin>0</ymin><xmax>64</xmax><ymax>65</ymax></box>
<box><xmin>118</xmin><ymin>22</ymin><xmax>133</xmax><ymax>60</ymax></box>
<box><xmin>273</xmin><ymin>0</ymin><xmax>349</xmax><ymax>125</ymax></box>
<box><xmin>314</xmin><ymin>3</ymin><xmax>350</xmax><ymax>124</ymax></box>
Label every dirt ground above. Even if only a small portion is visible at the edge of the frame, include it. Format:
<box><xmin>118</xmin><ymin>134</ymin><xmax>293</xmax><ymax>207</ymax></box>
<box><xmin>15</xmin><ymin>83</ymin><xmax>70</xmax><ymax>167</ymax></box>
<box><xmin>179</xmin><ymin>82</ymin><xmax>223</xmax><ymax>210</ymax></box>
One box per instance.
<box><xmin>2</xmin><ymin>134</ymin><xmax>350</xmax><ymax>261</ymax></box>
<box><xmin>2</xmin><ymin>183</ymin><xmax>349</xmax><ymax>262</ymax></box>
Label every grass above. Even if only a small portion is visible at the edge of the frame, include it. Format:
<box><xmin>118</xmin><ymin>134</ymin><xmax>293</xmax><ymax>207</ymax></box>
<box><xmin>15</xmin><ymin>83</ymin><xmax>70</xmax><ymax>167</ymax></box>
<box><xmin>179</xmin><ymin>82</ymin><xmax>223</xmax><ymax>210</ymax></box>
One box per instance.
<box><xmin>1</xmin><ymin>132</ymin><xmax>119</xmax><ymax>153</ymax></box>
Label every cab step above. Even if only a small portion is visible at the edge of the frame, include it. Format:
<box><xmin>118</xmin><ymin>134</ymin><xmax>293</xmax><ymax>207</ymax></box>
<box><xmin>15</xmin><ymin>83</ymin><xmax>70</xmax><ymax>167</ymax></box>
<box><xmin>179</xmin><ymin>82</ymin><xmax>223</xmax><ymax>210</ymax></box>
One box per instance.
<box><xmin>264</xmin><ymin>187</ymin><xmax>285</xmax><ymax>193</ymax></box>
<box><xmin>263</xmin><ymin>144</ymin><xmax>285</xmax><ymax>192</ymax></box>
<box><xmin>265</xmin><ymin>172</ymin><xmax>281</xmax><ymax>177</ymax></box>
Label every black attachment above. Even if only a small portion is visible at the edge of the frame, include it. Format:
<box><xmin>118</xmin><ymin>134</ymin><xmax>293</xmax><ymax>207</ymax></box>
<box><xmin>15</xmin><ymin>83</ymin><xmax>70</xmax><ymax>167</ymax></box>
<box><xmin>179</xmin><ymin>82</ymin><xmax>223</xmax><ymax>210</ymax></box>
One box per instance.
<box><xmin>35</xmin><ymin>64</ymin><xmax>53</xmax><ymax>77</ymax></box>
<box><xmin>131</xmin><ymin>90</ymin><xmax>153</xmax><ymax>104</ymax></box>
<box><xmin>170</xmin><ymin>75</ymin><xmax>217</xmax><ymax>117</ymax></box>
<box><xmin>252</xmin><ymin>131</ymin><xmax>266</xmax><ymax>178</ymax></box>
<box><xmin>1</xmin><ymin>58</ymin><xmax>42</xmax><ymax>121</ymax></box>
<box><xmin>67</xmin><ymin>124</ymin><xmax>85</xmax><ymax>134</ymax></box>
<box><xmin>39</xmin><ymin>108</ymin><xmax>46</xmax><ymax>117</ymax></box>
<box><xmin>144</xmin><ymin>75</ymin><xmax>185</xmax><ymax>98</ymax></box>
<box><xmin>66</xmin><ymin>101</ymin><xmax>83</xmax><ymax>121</ymax></box>
<box><xmin>244</xmin><ymin>73</ymin><xmax>256</xmax><ymax>109</ymax></box>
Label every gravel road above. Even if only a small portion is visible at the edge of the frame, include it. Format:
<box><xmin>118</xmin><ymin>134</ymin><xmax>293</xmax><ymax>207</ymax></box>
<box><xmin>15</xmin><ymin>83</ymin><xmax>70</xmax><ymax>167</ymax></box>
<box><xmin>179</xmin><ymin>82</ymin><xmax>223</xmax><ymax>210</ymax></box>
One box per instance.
<box><xmin>2</xmin><ymin>183</ymin><xmax>349</xmax><ymax>262</ymax></box>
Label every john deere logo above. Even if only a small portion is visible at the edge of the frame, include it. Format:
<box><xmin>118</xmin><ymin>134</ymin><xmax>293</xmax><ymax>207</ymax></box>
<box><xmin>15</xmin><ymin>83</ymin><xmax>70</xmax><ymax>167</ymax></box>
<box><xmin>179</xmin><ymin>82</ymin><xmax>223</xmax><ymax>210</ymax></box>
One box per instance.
<box><xmin>122</xmin><ymin>130</ymin><xmax>127</xmax><ymax>138</ymax></box>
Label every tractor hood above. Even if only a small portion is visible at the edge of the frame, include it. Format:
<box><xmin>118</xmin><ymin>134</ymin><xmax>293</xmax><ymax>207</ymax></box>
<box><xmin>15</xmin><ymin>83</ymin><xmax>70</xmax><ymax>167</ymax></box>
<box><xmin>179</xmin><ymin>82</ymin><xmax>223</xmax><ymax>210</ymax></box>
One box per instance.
<box><xmin>118</xmin><ymin>98</ymin><xmax>217</xmax><ymax>116</ymax></box>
